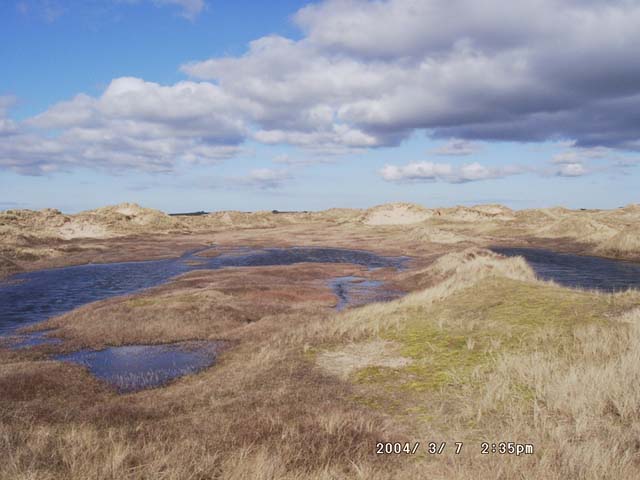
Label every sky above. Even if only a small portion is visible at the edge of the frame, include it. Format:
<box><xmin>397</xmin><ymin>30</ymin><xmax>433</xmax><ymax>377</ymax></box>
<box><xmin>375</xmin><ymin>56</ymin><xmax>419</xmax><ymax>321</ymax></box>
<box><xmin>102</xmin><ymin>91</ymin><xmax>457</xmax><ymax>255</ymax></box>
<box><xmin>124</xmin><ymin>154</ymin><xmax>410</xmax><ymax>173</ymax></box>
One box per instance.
<box><xmin>1</xmin><ymin>0</ymin><xmax>639</xmax><ymax>213</ymax></box>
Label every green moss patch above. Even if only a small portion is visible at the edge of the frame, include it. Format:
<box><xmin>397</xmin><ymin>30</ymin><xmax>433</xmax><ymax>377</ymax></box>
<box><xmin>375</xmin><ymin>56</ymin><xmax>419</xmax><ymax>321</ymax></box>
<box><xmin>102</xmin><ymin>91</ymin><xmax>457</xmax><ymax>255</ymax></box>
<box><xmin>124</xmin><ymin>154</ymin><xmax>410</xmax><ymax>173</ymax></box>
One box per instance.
<box><xmin>353</xmin><ymin>277</ymin><xmax>634</xmax><ymax>395</ymax></box>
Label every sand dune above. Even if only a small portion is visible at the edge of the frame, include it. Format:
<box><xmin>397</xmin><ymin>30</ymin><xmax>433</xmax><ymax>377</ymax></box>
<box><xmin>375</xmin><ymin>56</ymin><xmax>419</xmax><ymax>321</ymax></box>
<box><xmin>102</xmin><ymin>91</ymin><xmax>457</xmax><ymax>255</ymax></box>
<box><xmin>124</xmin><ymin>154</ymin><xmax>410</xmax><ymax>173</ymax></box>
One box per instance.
<box><xmin>360</xmin><ymin>202</ymin><xmax>433</xmax><ymax>225</ymax></box>
<box><xmin>1</xmin><ymin>201</ymin><xmax>639</xmax><ymax>279</ymax></box>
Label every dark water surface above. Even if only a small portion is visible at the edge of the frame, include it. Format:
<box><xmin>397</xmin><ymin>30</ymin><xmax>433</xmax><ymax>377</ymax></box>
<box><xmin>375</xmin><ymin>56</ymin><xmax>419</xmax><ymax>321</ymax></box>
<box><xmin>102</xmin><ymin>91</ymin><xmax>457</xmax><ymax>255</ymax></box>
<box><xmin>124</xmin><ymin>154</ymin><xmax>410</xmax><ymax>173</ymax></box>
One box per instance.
<box><xmin>0</xmin><ymin>246</ymin><xmax>407</xmax><ymax>392</ymax></box>
<box><xmin>55</xmin><ymin>342</ymin><xmax>223</xmax><ymax>393</ymax></box>
<box><xmin>0</xmin><ymin>247</ymin><xmax>407</xmax><ymax>336</ymax></box>
<box><xmin>491</xmin><ymin>247</ymin><xmax>640</xmax><ymax>292</ymax></box>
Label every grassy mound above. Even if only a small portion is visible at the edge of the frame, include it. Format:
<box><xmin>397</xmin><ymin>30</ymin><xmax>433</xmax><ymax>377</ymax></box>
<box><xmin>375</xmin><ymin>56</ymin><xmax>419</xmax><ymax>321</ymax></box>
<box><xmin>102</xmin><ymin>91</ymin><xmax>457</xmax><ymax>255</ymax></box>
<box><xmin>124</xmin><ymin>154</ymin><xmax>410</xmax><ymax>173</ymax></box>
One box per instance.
<box><xmin>310</xmin><ymin>249</ymin><xmax>640</xmax><ymax>478</ymax></box>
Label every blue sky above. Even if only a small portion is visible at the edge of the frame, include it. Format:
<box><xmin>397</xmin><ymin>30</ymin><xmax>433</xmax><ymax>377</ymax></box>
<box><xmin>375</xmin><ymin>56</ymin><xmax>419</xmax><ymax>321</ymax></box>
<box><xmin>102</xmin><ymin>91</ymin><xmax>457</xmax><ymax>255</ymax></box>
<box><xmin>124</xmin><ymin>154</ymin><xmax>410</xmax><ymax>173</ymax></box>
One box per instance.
<box><xmin>1</xmin><ymin>0</ymin><xmax>639</xmax><ymax>213</ymax></box>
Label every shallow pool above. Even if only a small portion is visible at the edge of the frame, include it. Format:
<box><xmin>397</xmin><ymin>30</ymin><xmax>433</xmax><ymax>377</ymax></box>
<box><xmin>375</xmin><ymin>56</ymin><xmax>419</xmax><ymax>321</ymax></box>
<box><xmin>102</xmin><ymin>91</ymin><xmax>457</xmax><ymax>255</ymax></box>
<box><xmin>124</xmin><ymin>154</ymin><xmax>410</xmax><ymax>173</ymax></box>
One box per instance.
<box><xmin>0</xmin><ymin>246</ymin><xmax>407</xmax><ymax>392</ymax></box>
<box><xmin>0</xmin><ymin>246</ymin><xmax>407</xmax><ymax>337</ymax></box>
<box><xmin>55</xmin><ymin>341</ymin><xmax>223</xmax><ymax>393</ymax></box>
<box><xmin>491</xmin><ymin>247</ymin><xmax>640</xmax><ymax>292</ymax></box>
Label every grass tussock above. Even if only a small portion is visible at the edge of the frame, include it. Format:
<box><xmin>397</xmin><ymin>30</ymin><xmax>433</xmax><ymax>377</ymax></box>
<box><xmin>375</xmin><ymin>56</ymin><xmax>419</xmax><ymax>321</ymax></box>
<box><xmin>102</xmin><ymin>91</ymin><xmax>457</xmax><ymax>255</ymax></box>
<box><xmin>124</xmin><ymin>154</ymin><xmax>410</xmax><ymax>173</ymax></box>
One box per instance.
<box><xmin>595</xmin><ymin>225</ymin><xmax>640</xmax><ymax>259</ymax></box>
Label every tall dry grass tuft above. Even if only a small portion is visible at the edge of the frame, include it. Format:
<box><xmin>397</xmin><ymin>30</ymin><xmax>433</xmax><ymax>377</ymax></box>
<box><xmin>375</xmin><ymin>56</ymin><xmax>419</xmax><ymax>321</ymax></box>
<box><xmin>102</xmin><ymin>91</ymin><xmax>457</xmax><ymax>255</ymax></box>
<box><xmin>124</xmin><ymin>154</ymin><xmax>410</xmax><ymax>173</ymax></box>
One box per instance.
<box><xmin>475</xmin><ymin>307</ymin><xmax>640</xmax><ymax>479</ymax></box>
<box><xmin>595</xmin><ymin>226</ymin><xmax>640</xmax><ymax>258</ymax></box>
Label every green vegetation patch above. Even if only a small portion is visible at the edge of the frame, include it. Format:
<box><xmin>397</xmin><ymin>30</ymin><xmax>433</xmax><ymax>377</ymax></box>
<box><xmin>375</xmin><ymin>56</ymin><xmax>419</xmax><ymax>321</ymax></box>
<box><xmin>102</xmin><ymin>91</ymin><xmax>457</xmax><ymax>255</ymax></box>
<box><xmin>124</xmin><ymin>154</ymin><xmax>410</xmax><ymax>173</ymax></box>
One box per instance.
<box><xmin>354</xmin><ymin>277</ymin><xmax>631</xmax><ymax>395</ymax></box>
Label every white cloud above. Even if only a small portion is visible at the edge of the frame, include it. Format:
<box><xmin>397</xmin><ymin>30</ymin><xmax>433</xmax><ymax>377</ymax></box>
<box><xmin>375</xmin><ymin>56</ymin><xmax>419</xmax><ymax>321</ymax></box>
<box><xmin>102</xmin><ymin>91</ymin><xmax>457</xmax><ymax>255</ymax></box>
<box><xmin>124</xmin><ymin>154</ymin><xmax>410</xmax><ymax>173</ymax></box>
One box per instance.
<box><xmin>182</xmin><ymin>34</ymin><xmax>399</xmax><ymax>151</ymax></box>
<box><xmin>5</xmin><ymin>0</ymin><xmax>640</xmax><ymax>176</ymax></box>
<box><xmin>293</xmin><ymin>0</ymin><xmax>544</xmax><ymax>59</ymax></box>
<box><xmin>253</xmin><ymin>124</ymin><xmax>380</xmax><ymax>151</ymax></box>
<box><xmin>380</xmin><ymin>161</ymin><xmax>520</xmax><ymax>183</ymax></box>
<box><xmin>183</xmin><ymin>0</ymin><xmax>640</xmax><ymax>151</ymax></box>
<box><xmin>431</xmin><ymin>139</ymin><xmax>481</xmax><ymax>156</ymax></box>
<box><xmin>556</xmin><ymin>162</ymin><xmax>588</xmax><ymax>177</ymax></box>
<box><xmin>1</xmin><ymin>78</ymin><xmax>249</xmax><ymax>174</ymax></box>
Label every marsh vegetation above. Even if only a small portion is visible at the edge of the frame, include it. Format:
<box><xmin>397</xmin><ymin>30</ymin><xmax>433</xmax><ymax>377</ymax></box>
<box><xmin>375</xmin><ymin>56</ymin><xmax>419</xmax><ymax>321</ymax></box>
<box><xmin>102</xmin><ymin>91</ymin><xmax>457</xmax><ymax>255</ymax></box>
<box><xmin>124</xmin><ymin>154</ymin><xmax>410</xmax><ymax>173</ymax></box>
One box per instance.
<box><xmin>2</xmin><ymin>203</ymin><xmax>640</xmax><ymax>479</ymax></box>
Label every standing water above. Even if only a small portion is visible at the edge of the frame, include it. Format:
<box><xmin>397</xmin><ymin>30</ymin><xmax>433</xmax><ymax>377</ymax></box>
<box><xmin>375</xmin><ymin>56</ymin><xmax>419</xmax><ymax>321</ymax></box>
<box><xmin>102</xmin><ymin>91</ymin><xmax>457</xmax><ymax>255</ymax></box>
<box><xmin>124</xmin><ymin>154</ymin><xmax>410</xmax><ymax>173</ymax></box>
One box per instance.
<box><xmin>0</xmin><ymin>247</ymin><xmax>407</xmax><ymax>392</ymax></box>
<box><xmin>491</xmin><ymin>247</ymin><xmax>640</xmax><ymax>292</ymax></box>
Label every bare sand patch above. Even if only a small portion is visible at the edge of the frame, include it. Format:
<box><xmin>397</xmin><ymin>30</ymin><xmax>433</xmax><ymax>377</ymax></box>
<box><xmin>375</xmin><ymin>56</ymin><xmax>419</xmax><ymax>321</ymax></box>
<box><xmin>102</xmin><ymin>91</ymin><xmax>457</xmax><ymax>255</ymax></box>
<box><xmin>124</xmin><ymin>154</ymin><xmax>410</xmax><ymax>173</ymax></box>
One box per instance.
<box><xmin>316</xmin><ymin>340</ymin><xmax>412</xmax><ymax>380</ymax></box>
<box><xmin>58</xmin><ymin>222</ymin><xmax>113</xmax><ymax>240</ymax></box>
<box><xmin>361</xmin><ymin>202</ymin><xmax>433</xmax><ymax>225</ymax></box>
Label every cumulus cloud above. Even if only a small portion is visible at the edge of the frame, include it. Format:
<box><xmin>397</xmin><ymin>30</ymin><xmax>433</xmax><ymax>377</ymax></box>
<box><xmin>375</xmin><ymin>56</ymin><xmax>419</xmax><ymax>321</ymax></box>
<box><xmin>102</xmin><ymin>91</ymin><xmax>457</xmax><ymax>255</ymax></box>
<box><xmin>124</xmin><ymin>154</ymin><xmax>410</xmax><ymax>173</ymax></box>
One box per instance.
<box><xmin>183</xmin><ymin>0</ymin><xmax>640</xmax><ymax>152</ymax></box>
<box><xmin>5</xmin><ymin>0</ymin><xmax>640</xmax><ymax>175</ymax></box>
<box><xmin>555</xmin><ymin>162</ymin><xmax>588</xmax><ymax>177</ymax></box>
<box><xmin>182</xmin><ymin>34</ymin><xmax>402</xmax><ymax>151</ymax></box>
<box><xmin>0</xmin><ymin>78</ymin><xmax>248</xmax><ymax>174</ymax></box>
<box><xmin>380</xmin><ymin>161</ymin><xmax>522</xmax><ymax>183</ymax></box>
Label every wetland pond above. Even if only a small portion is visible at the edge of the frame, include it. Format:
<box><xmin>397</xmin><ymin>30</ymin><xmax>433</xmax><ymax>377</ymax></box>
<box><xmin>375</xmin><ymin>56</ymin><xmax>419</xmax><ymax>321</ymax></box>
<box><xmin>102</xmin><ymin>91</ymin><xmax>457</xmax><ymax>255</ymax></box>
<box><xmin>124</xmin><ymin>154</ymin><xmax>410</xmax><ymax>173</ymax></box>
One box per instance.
<box><xmin>491</xmin><ymin>247</ymin><xmax>640</xmax><ymax>291</ymax></box>
<box><xmin>0</xmin><ymin>247</ymin><xmax>407</xmax><ymax>392</ymax></box>
<box><xmin>4</xmin><ymin>245</ymin><xmax>638</xmax><ymax>393</ymax></box>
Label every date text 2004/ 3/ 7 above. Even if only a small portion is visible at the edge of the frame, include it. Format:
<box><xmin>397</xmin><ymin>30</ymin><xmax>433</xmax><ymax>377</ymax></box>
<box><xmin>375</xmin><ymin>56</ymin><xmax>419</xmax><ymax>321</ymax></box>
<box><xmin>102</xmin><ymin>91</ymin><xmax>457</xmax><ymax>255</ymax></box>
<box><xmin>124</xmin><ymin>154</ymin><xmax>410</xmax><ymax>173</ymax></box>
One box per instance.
<box><xmin>375</xmin><ymin>442</ymin><xmax>464</xmax><ymax>455</ymax></box>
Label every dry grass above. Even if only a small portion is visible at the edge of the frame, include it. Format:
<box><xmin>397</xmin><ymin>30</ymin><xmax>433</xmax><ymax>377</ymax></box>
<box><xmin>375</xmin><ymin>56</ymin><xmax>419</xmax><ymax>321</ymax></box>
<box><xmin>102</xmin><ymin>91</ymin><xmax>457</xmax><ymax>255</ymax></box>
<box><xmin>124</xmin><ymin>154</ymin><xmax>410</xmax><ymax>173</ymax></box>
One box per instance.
<box><xmin>3</xmin><ymin>234</ymin><xmax>640</xmax><ymax>478</ymax></box>
<box><xmin>595</xmin><ymin>226</ymin><xmax>640</xmax><ymax>259</ymax></box>
<box><xmin>26</xmin><ymin>263</ymin><xmax>365</xmax><ymax>349</ymax></box>
<box><xmin>299</xmin><ymin>250</ymin><xmax>640</xmax><ymax>478</ymax></box>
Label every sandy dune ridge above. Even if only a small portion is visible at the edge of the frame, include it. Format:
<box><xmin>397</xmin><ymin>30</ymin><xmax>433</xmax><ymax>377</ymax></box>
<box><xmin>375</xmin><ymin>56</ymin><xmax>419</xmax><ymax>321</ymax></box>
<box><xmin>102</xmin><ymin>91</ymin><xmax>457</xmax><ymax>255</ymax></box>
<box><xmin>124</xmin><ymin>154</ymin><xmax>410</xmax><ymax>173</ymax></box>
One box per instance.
<box><xmin>1</xmin><ymin>201</ymin><xmax>639</xmax><ymax>280</ymax></box>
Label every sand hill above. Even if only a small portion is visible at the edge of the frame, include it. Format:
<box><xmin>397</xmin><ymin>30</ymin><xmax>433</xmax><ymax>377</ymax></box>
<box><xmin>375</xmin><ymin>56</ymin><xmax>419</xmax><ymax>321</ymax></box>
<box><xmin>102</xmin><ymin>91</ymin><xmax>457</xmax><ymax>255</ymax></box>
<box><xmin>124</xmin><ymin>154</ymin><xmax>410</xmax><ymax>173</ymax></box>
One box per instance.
<box><xmin>1</xmin><ymin>201</ymin><xmax>639</xmax><ymax>279</ymax></box>
<box><xmin>361</xmin><ymin>203</ymin><xmax>433</xmax><ymax>225</ymax></box>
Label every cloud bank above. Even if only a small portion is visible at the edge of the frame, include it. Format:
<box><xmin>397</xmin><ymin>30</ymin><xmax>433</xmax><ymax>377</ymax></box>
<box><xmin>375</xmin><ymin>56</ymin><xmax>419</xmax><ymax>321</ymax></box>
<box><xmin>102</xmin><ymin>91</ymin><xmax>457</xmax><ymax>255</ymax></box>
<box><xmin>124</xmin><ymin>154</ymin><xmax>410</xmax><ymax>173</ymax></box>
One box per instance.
<box><xmin>1</xmin><ymin>78</ymin><xmax>246</xmax><ymax>174</ymax></box>
<box><xmin>380</xmin><ymin>161</ymin><xmax>524</xmax><ymax>183</ymax></box>
<box><xmin>3</xmin><ymin>0</ymin><xmax>640</xmax><ymax>175</ymax></box>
